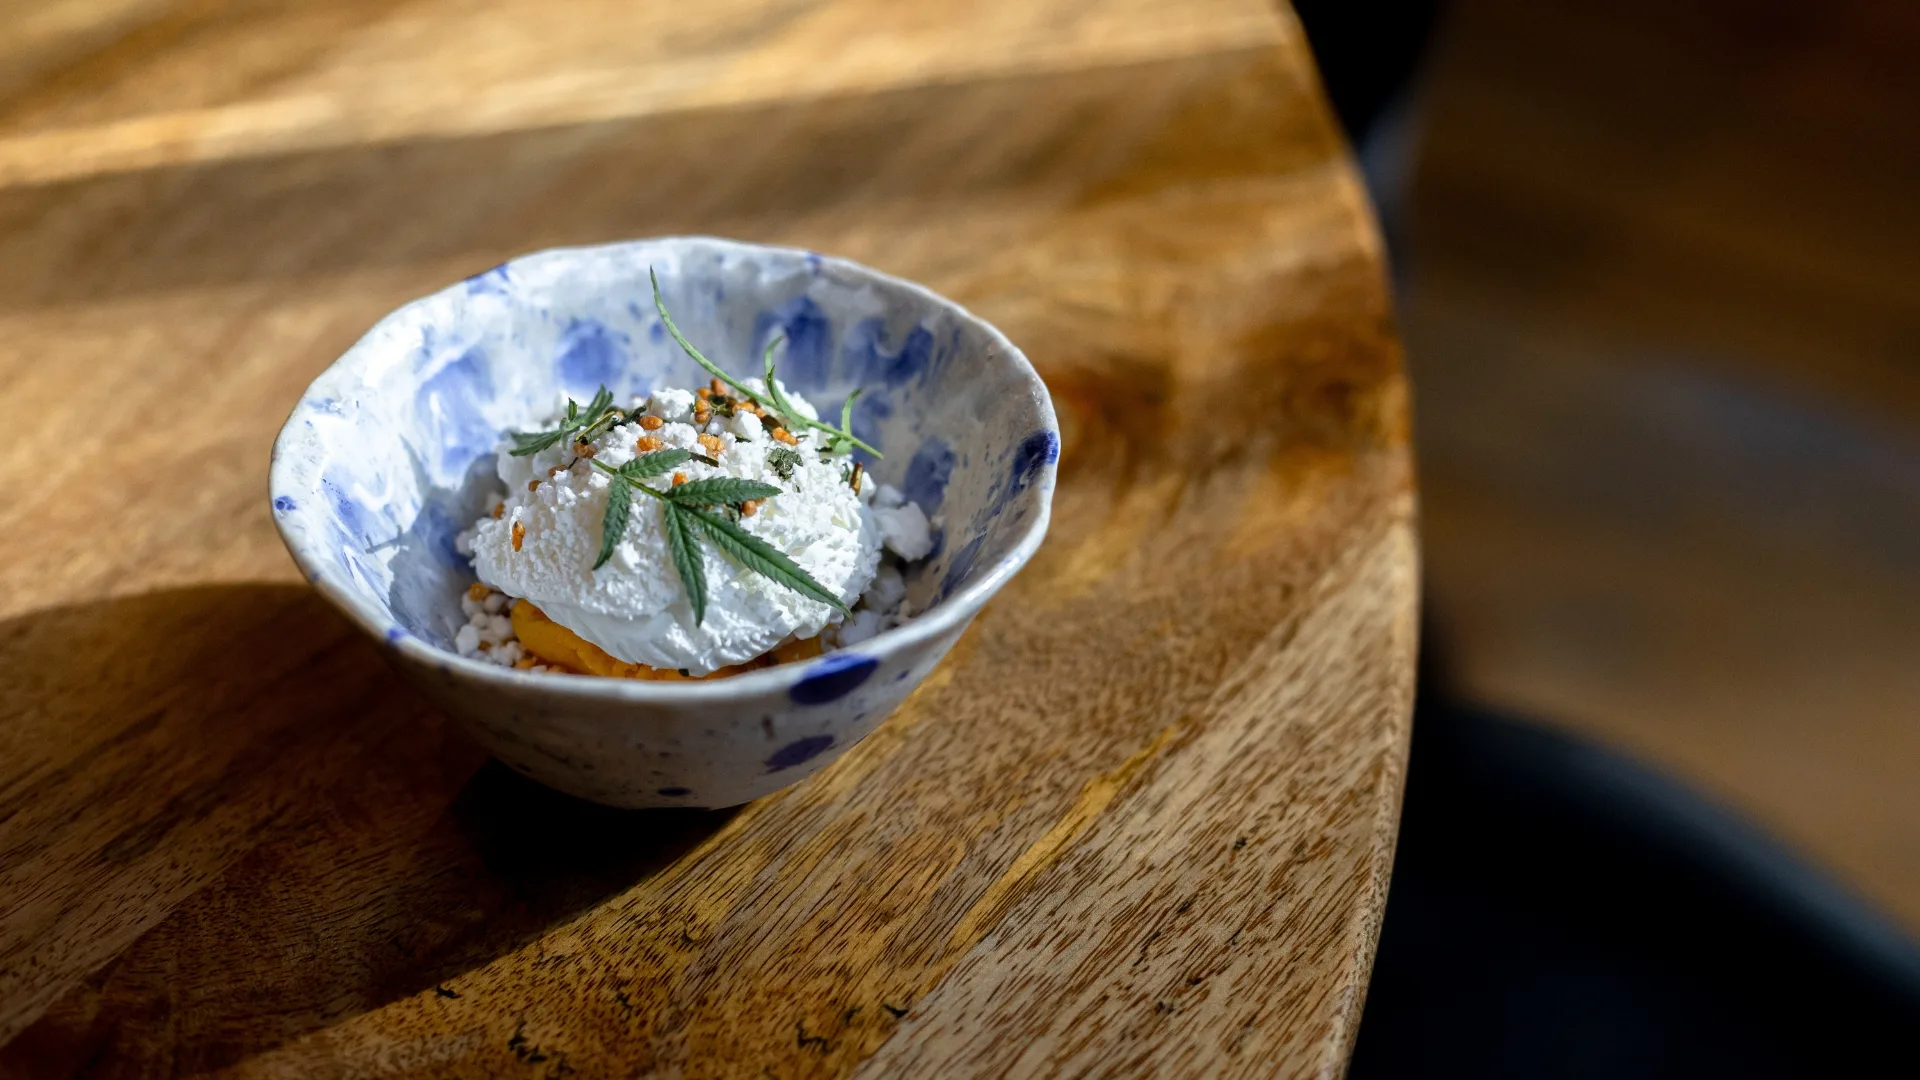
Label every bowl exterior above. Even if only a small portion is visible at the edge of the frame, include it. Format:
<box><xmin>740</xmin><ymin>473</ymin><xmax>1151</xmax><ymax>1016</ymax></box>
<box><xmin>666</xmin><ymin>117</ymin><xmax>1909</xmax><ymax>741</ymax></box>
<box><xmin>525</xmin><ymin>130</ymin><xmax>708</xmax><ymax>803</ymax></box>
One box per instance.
<box><xmin>390</xmin><ymin>599</ymin><xmax>972</xmax><ymax>808</ymax></box>
<box><xmin>272</xmin><ymin>236</ymin><xmax>1057</xmax><ymax>808</ymax></box>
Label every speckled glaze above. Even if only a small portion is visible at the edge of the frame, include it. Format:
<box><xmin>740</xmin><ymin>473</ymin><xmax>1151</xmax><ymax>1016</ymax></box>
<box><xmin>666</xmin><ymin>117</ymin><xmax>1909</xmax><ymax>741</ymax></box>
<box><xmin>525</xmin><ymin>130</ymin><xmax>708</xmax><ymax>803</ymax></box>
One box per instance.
<box><xmin>270</xmin><ymin>238</ymin><xmax>1057</xmax><ymax>808</ymax></box>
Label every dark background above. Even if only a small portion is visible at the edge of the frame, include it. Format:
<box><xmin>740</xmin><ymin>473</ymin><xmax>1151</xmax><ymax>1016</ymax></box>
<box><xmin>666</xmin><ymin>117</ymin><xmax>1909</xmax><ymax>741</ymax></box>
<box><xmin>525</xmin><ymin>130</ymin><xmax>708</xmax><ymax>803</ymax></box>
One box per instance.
<box><xmin>1295</xmin><ymin>0</ymin><xmax>1920</xmax><ymax>1072</ymax></box>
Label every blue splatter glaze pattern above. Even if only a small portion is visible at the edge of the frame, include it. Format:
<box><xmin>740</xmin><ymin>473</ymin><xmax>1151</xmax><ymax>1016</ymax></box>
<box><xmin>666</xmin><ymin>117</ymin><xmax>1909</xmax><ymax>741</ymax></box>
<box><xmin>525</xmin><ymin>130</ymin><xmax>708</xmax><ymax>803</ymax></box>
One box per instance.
<box><xmin>766</xmin><ymin>735</ymin><xmax>836</xmax><ymax>771</ymax></box>
<box><xmin>553</xmin><ymin>318</ymin><xmax>630</xmax><ymax>395</ymax></box>
<box><xmin>790</xmin><ymin>653</ymin><xmax>878</xmax><ymax>705</ymax></box>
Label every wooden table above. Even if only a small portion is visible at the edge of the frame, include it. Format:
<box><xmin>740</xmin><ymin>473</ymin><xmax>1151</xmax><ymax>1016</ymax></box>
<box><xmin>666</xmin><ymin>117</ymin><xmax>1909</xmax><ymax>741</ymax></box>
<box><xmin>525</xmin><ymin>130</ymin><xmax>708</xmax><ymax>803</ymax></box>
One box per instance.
<box><xmin>0</xmin><ymin>1</ymin><xmax>1417</xmax><ymax>1076</ymax></box>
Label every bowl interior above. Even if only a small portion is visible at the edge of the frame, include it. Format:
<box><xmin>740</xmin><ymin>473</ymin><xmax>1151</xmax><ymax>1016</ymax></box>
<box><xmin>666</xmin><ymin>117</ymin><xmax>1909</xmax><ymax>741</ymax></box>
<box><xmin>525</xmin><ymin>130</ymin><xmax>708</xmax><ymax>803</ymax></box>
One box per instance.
<box><xmin>272</xmin><ymin>238</ymin><xmax>1057</xmax><ymax>659</ymax></box>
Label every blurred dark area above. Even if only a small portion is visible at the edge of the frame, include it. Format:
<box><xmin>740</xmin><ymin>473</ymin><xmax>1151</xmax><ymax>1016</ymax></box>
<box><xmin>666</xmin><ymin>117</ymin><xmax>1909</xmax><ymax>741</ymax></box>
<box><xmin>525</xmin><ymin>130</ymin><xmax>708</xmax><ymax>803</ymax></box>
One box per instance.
<box><xmin>1294</xmin><ymin>0</ymin><xmax>1920</xmax><ymax>1072</ymax></box>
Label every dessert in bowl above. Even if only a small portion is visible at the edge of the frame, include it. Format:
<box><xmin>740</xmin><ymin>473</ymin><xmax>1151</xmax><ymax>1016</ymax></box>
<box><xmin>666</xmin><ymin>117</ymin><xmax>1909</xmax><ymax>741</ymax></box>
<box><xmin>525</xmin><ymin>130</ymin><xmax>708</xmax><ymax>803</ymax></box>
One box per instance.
<box><xmin>270</xmin><ymin>237</ymin><xmax>1057</xmax><ymax>808</ymax></box>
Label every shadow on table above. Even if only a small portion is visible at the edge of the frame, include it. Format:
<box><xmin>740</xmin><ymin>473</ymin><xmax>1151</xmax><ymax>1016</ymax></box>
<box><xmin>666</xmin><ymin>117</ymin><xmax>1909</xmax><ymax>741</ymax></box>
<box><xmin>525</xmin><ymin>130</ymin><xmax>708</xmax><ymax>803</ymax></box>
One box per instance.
<box><xmin>0</xmin><ymin>584</ymin><xmax>732</xmax><ymax>1077</ymax></box>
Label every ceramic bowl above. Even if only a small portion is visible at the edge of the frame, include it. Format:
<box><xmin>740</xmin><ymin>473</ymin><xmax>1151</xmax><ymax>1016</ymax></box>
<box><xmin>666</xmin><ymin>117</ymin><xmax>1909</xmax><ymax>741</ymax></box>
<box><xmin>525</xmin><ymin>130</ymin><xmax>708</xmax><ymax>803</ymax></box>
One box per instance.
<box><xmin>270</xmin><ymin>237</ymin><xmax>1057</xmax><ymax>808</ymax></box>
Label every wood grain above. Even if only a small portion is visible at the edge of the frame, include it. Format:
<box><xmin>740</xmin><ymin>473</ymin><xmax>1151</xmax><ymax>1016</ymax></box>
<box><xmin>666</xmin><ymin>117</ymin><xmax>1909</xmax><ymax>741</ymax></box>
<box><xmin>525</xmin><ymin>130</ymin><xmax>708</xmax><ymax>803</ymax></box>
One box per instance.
<box><xmin>0</xmin><ymin>1</ymin><xmax>1416</xmax><ymax>1075</ymax></box>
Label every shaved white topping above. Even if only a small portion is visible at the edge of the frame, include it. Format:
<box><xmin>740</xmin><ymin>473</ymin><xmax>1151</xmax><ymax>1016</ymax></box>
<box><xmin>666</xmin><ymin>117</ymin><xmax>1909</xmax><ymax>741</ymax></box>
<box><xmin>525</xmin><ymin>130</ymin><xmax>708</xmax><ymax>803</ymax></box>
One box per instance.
<box><xmin>873</xmin><ymin>501</ymin><xmax>933</xmax><ymax>560</ymax></box>
<box><xmin>468</xmin><ymin>382</ymin><xmax>929</xmax><ymax>675</ymax></box>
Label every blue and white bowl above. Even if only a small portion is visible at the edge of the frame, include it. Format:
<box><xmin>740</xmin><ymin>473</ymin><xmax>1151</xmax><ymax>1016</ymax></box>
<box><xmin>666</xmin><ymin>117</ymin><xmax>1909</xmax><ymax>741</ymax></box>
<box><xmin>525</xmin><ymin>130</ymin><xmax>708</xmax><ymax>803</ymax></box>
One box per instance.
<box><xmin>270</xmin><ymin>237</ymin><xmax>1057</xmax><ymax>808</ymax></box>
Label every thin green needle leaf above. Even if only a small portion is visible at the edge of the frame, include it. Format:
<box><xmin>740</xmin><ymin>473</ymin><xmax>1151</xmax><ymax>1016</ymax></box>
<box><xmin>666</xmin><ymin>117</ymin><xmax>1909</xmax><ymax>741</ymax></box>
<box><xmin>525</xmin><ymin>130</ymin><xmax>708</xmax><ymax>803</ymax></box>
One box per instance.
<box><xmin>653</xmin><ymin>268</ymin><xmax>880</xmax><ymax>457</ymax></box>
<box><xmin>663</xmin><ymin>477</ymin><xmax>782</xmax><ymax>506</ymax></box>
<box><xmin>839</xmin><ymin>388</ymin><xmax>861</xmax><ymax>433</ymax></box>
<box><xmin>509</xmin><ymin>385</ymin><xmax>619</xmax><ymax>456</ymax></box>
<box><xmin>507</xmin><ymin>429</ymin><xmax>567</xmax><ymax>457</ymax></box>
<box><xmin>664</xmin><ymin>503</ymin><xmax>708</xmax><ymax>624</ymax></box>
<box><xmin>582</xmin><ymin>386</ymin><xmax>613</xmax><ymax>422</ymax></box>
<box><xmin>681</xmin><ymin>505</ymin><xmax>847</xmax><ymax>612</ymax></box>
<box><xmin>594</xmin><ymin>476</ymin><xmax>632</xmax><ymax>569</ymax></box>
<box><xmin>765</xmin><ymin>353</ymin><xmax>881</xmax><ymax>459</ymax></box>
<box><xmin>652</xmin><ymin>267</ymin><xmax>757</xmax><ymax>401</ymax></box>
<box><xmin>760</xmin><ymin>335</ymin><xmax>798</xmax><ymax>430</ymax></box>
<box><xmin>763</xmin><ymin>357</ymin><xmax>804</xmax><ymax>429</ymax></box>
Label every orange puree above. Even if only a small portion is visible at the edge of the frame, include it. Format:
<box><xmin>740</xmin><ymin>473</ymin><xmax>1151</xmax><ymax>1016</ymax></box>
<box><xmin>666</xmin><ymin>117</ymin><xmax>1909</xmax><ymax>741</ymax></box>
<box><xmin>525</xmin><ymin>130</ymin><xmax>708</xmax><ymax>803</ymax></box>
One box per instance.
<box><xmin>509</xmin><ymin>601</ymin><xmax>823</xmax><ymax>680</ymax></box>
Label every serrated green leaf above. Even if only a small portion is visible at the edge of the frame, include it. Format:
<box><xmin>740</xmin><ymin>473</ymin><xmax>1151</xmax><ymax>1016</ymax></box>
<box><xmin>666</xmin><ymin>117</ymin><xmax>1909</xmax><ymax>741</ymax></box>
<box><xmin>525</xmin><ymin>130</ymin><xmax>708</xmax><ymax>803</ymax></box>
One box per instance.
<box><xmin>664</xmin><ymin>503</ymin><xmax>707</xmax><ymax>624</ymax></box>
<box><xmin>594</xmin><ymin>477</ymin><xmax>631</xmax><ymax>569</ymax></box>
<box><xmin>663</xmin><ymin>477</ymin><xmax>782</xmax><ymax>506</ymax></box>
<box><xmin>616</xmin><ymin>448</ymin><xmax>692</xmax><ymax>478</ymax></box>
<box><xmin>681</xmin><ymin>505</ymin><xmax>846</xmax><ymax>612</ymax></box>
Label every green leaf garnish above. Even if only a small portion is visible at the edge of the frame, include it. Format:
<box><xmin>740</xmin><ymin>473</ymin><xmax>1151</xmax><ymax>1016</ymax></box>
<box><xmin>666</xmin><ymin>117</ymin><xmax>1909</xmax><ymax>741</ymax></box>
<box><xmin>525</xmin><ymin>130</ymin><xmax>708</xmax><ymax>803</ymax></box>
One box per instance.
<box><xmin>766</xmin><ymin>446</ymin><xmax>803</xmax><ymax>481</ymax></box>
<box><xmin>663</xmin><ymin>503</ymin><xmax>707</xmax><ymax>625</ymax></box>
<box><xmin>588</xmin><ymin>457</ymin><xmax>831</xmax><ymax>623</ymax></box>
<box><xmin>509</xmin><ymin>428</ymin><xmax>569</xmax><ymax>456</ymax></box>
<box><xmin>680</xmin><ymin>505</ymin><xmax>846</xmax><ymax>612</ymax></box>
<box><xmin>650</xmin><ymin>267</ymin><xmax>881</xmax><ymax>458</ymax></box>
<box><xmin>615</xmin><ymin>448</ymin><xmax>692</xmax><ymax>478</ymax></box>
<box><xmin>594</xmin><ymin>475</ymin><xmax>631</xmax><ymax>569</ymax></box>
<box><xmin>663</xmin><ymin>477</ymin><xmax>783</xmax><ymax>506</ymax></box>
<box><xmin>558</xmin><ymin>269</ymin><xmax>881</xmax><ymax>622</ymax></box>
<box><xmin>581</xmin><ymin>385</ymin><xmax>613</xmax><ymax>422</ymax></box>
<box><xmin>839</xmin><ymin>388</ymin><xmax>861</xmax><ymax>434</ymax></box>
<box><xmin>509</xmin><ymin>385</ymin><xmax>624</xmax><ymax>458</ymax></box>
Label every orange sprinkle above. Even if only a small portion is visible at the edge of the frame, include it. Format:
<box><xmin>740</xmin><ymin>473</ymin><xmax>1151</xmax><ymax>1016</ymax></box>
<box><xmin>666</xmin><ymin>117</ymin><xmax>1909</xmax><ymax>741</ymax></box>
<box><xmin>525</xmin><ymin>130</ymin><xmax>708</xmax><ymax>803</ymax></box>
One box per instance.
<box><xmin>771</xmin><ymin>427</ymin><xmax>798</xmax><ymax>445</ymax></box>
<box><xmin>548</xmin><ymin>466</ymin><xmax>564</xmax><ymax>477</ymax></box>
<box><xmin>697</xmin><ymin>433</ymin><xmax>723</xmax><ymax>455</ymax></box>
<box><xmin>511</xmin><ymin>521</ymin><xmax>525</xmax><ymax>551</ymax></box>
<box><xmin>739</xmin><ymin>400</ymin><xmax>764</xmax><ymax>416</ymax></box>
<box><xmin>513</xmin><ymin>656</ymin><xmax>538</xmax><ymax>669</ymax></box>
<box><xmin>467</xmin><ymin>582</ymin><xmax>490</xmax><ymax>601</ymax></box>
<box><xmin>490</xmin><ymin>502</ymin><xmax>505</xmax><ymax>519</ymax></box>
<box><xmin>528</xmin><ymin>479</ymin><xmax>541</xmax><ymax>492</ymax></box>
<box><xmin>849</xmin><ymin>461</ymin><xmax>865</xmax><ymax>492</ymax></box>
<box><xmin>671</xmin><ymin>472</ymin><xmax>688</xmax><ymax>487</ymax></box>
<box><xmin>710</xmin><ymin>377</ymin><xmax>727</xmax><ymax>395</ymax></box>
<box><xmin>635</xmin><ymin>435</ymin><xmax>664</xmax><ymax>452</ymax></box>
<box><xmin>638</xmin><ymin>415</ymin><xmax>664</xmax><ymax>430</ymax></box>
<box><xmin>572</xmin><ymin>441</ymin><xmax>596</xmax><ymax>458</ymax></box>
<box><xmin>741</xmin><ymin>499</ymin><xmax>760</xmax><ymax>517</ymax></box>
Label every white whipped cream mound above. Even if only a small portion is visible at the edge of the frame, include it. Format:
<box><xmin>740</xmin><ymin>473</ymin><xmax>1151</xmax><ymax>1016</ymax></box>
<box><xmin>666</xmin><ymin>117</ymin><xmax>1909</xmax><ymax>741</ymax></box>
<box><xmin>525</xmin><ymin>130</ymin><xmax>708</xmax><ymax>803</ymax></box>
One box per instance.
<box><xmin>469</xmin><ymin>380</ymin><xmax>893</xmax><ymax>675</ymax></box>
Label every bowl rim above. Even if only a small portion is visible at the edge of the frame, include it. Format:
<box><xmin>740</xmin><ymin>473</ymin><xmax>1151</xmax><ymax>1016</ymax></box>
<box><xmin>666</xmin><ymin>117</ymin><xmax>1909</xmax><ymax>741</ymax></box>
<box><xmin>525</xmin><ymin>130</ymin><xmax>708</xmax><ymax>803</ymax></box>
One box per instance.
<box><xmin>269</xmin><ymin>235</ymin><xmax>1058</xmax><ymax>702</ymax></box>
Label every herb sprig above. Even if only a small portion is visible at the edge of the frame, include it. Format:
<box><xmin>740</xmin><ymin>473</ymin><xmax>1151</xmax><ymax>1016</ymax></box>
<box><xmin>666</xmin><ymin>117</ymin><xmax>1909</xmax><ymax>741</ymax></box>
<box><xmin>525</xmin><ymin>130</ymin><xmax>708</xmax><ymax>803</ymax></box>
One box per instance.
<box><xmin>590</xmin><ymin>454</ymin><xmax>845</xmax><ymax>624</ymax></box>
<box><xmin>766</xmin><ymin>446</ymin><xmax>804</xmax><ymax>481</ymax></box>
<box><xmin>509</xmin><ymin>271</ymin><xmax>875</xmax><ymax>625</ymax></box>
<box><xmin>650</xmin><ymin>267</ymin><xmax>880</xmax><ymax>459</ymax></box>
<box><xmin>509</xmin><ymin>387</ymin><xmax>621</xmax><ymax>457</ymax></box>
